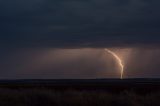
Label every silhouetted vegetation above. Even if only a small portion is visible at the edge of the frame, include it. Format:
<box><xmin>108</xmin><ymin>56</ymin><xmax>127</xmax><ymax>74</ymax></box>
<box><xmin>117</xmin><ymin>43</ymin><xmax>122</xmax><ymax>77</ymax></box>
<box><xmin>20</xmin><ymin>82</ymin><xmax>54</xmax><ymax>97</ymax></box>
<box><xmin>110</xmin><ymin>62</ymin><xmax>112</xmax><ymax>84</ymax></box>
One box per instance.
<box><xmin>0</xmin><ymin>88</ymin><xmax>159</xmax><ymax>106</ymax></box>
<box><xmin>0</xmin><ymin>79</ymin><xmax>159</xmax><ymax>105</ymax></box>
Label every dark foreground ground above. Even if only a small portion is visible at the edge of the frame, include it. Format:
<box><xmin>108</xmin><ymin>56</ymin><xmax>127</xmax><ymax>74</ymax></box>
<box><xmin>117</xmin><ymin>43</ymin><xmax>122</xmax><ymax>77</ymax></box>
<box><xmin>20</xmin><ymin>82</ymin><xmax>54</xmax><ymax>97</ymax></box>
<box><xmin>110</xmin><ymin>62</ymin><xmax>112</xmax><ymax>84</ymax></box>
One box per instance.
<box><xmin>0</xmin><ymin>79</ymin><xmax>160</xmax><ymax>106</ymax></box>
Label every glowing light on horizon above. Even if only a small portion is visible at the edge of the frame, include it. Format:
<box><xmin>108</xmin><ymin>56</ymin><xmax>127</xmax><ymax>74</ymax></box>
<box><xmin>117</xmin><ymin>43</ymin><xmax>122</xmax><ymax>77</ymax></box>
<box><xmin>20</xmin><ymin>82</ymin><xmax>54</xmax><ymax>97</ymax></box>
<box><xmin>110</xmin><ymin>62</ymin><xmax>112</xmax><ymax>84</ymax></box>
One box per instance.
<box><xmin>105</xmin><ymin>49</ymin><xmax>124</xmax><ymax>79</ymax></box>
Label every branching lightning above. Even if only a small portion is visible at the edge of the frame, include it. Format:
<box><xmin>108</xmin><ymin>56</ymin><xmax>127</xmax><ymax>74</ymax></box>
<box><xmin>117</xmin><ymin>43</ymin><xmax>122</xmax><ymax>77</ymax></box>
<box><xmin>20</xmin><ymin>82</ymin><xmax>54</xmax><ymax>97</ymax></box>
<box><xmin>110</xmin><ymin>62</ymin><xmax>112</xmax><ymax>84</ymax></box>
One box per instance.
<box><xmin>105</xmin><ymin>49</ymin><xmax>124</xmax><ymax>79</ymax></box>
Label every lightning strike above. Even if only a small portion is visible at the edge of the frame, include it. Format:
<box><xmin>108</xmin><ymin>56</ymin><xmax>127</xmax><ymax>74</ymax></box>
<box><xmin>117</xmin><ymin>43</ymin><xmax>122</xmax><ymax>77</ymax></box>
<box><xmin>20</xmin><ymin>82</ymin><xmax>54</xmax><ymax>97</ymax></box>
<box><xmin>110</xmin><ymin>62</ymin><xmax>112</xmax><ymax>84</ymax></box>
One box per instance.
<box><xmin>105</xmin><ymin>49</ymin><xmax>124</xmax><ymax>79</ymax></box>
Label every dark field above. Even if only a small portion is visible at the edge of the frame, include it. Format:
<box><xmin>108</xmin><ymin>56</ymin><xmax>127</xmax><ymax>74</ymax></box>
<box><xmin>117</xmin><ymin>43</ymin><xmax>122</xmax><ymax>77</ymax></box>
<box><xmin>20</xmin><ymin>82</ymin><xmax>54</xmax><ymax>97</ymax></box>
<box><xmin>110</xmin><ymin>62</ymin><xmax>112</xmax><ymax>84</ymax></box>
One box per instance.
<box><xmin>0</xmin><ymin>79</ymin><xmax>160</xmax><ymax>106</ymax></box>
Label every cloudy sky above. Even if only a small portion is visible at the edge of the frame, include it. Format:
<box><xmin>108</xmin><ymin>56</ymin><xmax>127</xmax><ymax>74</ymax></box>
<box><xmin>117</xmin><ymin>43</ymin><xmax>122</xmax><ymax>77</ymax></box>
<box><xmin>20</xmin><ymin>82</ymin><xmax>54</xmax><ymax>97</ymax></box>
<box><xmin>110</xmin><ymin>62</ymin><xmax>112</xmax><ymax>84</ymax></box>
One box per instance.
<box><xmin>0</xmin><ymin>0</ymin><xmax>160</xmax><ymax>79</ymax></box>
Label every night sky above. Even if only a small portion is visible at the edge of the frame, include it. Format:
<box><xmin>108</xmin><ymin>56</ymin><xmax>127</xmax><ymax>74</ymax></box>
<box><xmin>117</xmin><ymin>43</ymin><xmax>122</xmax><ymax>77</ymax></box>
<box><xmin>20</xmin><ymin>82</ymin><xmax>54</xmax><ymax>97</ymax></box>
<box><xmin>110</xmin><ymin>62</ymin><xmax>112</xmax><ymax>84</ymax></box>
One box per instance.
<box><xmin>0</xmin><ymin>0</ymin><xmax>160</xmax><ymax>79</ymax></box>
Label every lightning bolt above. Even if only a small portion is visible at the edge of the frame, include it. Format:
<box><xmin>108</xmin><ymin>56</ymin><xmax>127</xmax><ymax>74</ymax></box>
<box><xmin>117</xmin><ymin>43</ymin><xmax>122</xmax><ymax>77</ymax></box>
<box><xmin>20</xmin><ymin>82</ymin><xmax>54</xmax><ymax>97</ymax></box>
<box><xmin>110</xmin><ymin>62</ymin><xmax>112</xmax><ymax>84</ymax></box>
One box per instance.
<box><xmin>105</xmin><ymin>49</ymin><xmax>124</xmax><ymax>79</ymax></box>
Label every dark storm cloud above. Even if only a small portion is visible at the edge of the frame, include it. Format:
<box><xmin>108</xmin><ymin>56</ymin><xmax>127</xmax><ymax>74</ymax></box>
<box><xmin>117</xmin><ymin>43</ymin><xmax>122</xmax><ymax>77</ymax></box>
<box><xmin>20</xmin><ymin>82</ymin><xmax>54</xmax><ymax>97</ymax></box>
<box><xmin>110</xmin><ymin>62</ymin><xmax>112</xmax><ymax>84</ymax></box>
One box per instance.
<box><xmin>1</xmin><ymin>0</ymin><xmax>160</xmax><ymax>48</ymax></box>
<box><xmin>1</xmin><ymin>0</ymin><xmax>160</xmax><ymax>79</ymax></box>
